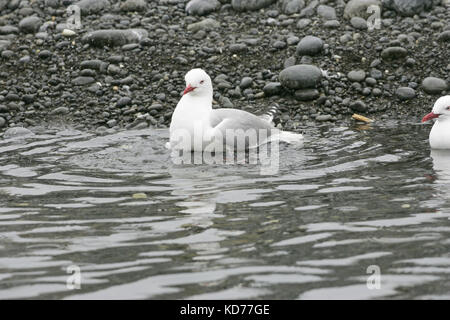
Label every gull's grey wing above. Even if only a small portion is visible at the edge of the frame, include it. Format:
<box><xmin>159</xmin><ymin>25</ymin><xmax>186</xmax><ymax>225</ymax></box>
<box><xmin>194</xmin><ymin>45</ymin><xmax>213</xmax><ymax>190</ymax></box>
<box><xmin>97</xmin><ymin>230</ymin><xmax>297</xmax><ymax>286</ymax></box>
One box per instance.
<box><xmin>209</xmin><ymin>108</ymin><xmax>274</xmax><ymax>149</ymax></box>
<box><xmin>210</xmin><ymin>108</ymin><xmax>273</xmax><ymax>132</ymax></box>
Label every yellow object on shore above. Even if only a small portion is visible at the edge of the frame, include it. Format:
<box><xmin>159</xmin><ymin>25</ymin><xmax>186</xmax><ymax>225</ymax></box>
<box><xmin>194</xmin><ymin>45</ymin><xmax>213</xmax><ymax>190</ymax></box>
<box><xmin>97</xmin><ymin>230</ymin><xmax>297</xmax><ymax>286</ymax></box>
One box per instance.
<box><xmin>352</xmin><ymin>114</ymin><xmax>374</xmax><ymax>123</ymax></box>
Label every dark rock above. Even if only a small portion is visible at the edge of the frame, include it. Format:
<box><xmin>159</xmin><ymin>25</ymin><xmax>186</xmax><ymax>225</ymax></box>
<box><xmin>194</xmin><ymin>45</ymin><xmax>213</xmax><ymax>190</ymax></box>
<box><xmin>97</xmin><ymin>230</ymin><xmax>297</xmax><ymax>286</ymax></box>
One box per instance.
<box><xmin>316</xmin><ymin>114</ymin><xmax>332</xmax><ymax>121</ymax></box>
<box><xmin>231</xmin><ymin>0</ymin><xmax>276</xmax><ymax>11</ymax></box>
<box><xmin>0</xmin><ymin>40</ymin><xmax>10</xmax><ymax>52</ymax></box>
<box><xmin>116</xmin><ymin>97</ymin><xmax>132</xmax><ymax>107</ymax></box>
<box><xmin>350</xmin><ymin>100</ymin><xmax>368</xmax><ymax>112</ymax></box>
<box><xmin>294</xmin><ymin>89</ymin><xmax>320</xmax><ymax>101</ymax></box>
<box><xmin>82</xmin><ymin>29</ymin><xmax>148</xmax><ymax>47</ymax></box>
<box><xmin>187</xmin><ymin>18</ymin><xmax>220</xmax><ymax>32</ymax></box>
<box><xmin>438</xmin><ymin>31</ymin><xmax>450</xmax><ymax>42</ymax></box>
<box><xmin>350</xmin><ymin>17</ymin><xmax>368</xmax><ymax>29</ymax></box>
<box><xmin>51</xmin><ymin>106</ymin><xmax>70</xmax><ymax>115</ymax></box>
<box><xmin>19</xmin><ymin>16</ymin><xmax>42</xmax><ymax>34</ymax></box>
<box><xmin>348</xmin><ymin>70</ymin><xmax>366</xmax><ymax>82</ymax></box>
<box><xmin>279</xmin><ymin>64</ymin><xmax>323</xmax><ymax>89</ymax></box>
<box><xmin>317</xmin><ymin>5</ymin><xmax>336</xmax><ymax>20</ymax></box>
<box><xmin>382</xmin><ymin>0</ymin><xmax>434</xmax><ymax>17</ymax></box>
<box><xmin>381</xmin><ymin>46</ymin><xmax>407</xmax><ymax>60</ymax></box>
<box><xmin>38</xmin><ymin>50</ymin><xmax>52</xmax><ymax>59</ymax></box>
<box><xmin>240</xmin><ymin>77</ymin><xmax>253</xmax><ymax>89</ymax></box>
<box><xmin>296</xmin><ymin>36</ymin><xmax>324</xmax><ymax>56</ymax></box>
<box><xmin>72</xmin><ymin>77</ymin><xmax>95</xmax><ymax>85</ymax></box>
<box><xmin>120</xmin><ymin>0</ymin><xmax>146</xmax><ymax>12</ymax></box>
<box><xmin>186</xmin><ymin>0</ymin><xmax>221</xmax><ymax>15</ymax></box>
<box><xmin>422</xmin><ymin>77</ymin><xmax>448</xmax><ymax>94</ymax></box>
<box><xmin>396</xmin><ymin>87</ymin><xmax>416</xmax><ymax>100</ymax></box>
<box><xmin>279</xmin><ymin>0</ymin><xmax>305</xmax><ymax>14</ymax></box>
<box><xmin>0</xmin><ymin>26</ymin><xmax>19</xmax><ymax>35</ymax></box>
<box><xmin>75</xmin><ymin>0</ymin><xmax>110</xmax><ymax>14</ymax></box>
<box><xmin>344</xmin><ymin>0</ymin><xmax>381</xmax><ymax>19</ymax></box>
<box><xmin>263</xmin><ymin>82</ymin><xmax>282</xmax><ymax>96</ymax></box>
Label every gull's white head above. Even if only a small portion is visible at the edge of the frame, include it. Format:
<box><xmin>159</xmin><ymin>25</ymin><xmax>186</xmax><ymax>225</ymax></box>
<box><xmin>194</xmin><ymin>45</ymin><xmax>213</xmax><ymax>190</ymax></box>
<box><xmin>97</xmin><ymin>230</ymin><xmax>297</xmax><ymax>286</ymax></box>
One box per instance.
<box><xmin>183</xmin><ymin>68</ymin><xmax>213</xmax><ymax>97</ymax></box>
<box><xmin>422</xmin><ymin>95</ymin><xmax>450</xmax><ymax>122</ymax></box>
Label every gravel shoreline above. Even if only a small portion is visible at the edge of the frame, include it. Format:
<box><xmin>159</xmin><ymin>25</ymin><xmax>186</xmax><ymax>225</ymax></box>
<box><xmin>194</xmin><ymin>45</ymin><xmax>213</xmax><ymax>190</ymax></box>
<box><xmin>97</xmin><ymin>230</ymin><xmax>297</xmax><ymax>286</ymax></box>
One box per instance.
<box><xmin>0</xmin><ymin>0</ymin><xmax>449</xmax><ymax>135</ymax></box>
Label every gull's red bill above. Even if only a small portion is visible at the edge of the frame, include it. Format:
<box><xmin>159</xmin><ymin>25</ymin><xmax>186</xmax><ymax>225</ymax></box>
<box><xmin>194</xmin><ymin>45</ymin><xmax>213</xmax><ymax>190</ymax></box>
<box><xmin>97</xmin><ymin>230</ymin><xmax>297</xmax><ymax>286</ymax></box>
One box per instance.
<box><xmin>422</xmin><ymin>112</ymin><xmax>440</xmax><ymax>123</ymax></box>
<box><xmin>183</xmin><ymin>84</ymin><xmax>196</xmax><ymax>95</ymax></box>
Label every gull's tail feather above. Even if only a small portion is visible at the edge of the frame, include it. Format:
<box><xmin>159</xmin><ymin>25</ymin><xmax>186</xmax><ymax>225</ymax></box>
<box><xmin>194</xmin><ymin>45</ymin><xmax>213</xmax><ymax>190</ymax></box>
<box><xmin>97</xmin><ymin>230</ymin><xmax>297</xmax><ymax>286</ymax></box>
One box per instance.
<box><xmin>259</xmin><ymin>104</ymin><xmax>279</xmax><ymax>124</ymax></box>
<box><xmin>268</xmin><ymin>130</ymin><xmax>304</xmax><ymax>146</ymax></box>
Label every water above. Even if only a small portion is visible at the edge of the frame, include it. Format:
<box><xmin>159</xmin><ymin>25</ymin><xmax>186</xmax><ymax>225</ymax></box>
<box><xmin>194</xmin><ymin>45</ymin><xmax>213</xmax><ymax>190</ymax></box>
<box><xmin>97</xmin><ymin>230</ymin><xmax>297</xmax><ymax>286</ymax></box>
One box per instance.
<box><xmin>1</xmin><ymin>120</ymin><xmax>450</xmax><ymax>300</ymax></box>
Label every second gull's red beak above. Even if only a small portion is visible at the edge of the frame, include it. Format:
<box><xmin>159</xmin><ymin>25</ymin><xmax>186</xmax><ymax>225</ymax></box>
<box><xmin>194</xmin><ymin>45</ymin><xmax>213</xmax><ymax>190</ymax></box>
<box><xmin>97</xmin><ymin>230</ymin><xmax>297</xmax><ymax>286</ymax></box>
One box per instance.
<box><xmin>422</xmin><ymin>112</ymin><xmax>440</xmax><ymax>123</ymax></box>
<box><xmin>183</xmin><ymin>84</ymin><xmax>196</xmax><ymax>95</ymax></box>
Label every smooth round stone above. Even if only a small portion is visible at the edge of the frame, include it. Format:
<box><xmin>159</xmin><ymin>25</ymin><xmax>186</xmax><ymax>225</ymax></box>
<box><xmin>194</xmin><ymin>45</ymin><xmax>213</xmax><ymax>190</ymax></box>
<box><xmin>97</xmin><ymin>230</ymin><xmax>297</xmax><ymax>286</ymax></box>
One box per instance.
<box><xmin>381</xmin><ymin>46</ymin><xmax>408</xmax><ymax>60</ymax></box>
<box><xmin>279</xmin><ymin>64</ymin><xmax>323</xmax><ymax>89</ymax></box>
<box><xmin>294</xmin><ymin>89</ymin><xmax>320</xmax><ymax>101</ymax></box>
<box><xmin>347</xmin><ymin>70</ymin><xmax>366</xmax><ymax>82</ymax></box>
<box><xmin>286</xmin><ymin>36</ymin><xmax>300</xmax><ymax>45</ymax></box>
<box><xmin>422</xmin><ymin>77</ymin><xmax>448</xmax><ymax>94</ymax></box>
<box><xmin>344</xmin><ymin>0</ymin><xmax>381</xmax><ymax>19</ymax></box>
<box><xmin>240</xmin><ymin>77</ymin><xmax>253</xmax><ymax>89</ymax></box>
<box><xmin>317</xmin><ymin>5</ymin><xmax>336</xmax><ymax>20</ymax></box>
<box><xmin>186</xmin><ymin>0</ymin><xmax>220</xmax><ymax>16</ymax></box>
<box><xmin>0</xmin><ymin>116</ymin><xmax>5</xmax><ymax>128</ymax></box>
<box><xmin>350</xmin><ymin>100</ymin><xmax>368</xmax><ymax>112</ymax></box>
<box><xmin>396</xmin><ymin>87</ymin><xmax>416</xmax><ymax>100</ymax></box>
<box><xmin>296</xmin><ymin>36</ymin><xmax>323</xmax><ymax>56</ymax></box>
<box><xmin>50</xmin><ymin>106</ymin><xmax>70</xmax><ymax>115</ymax></box>
<box><xmin>350</xmin><ymin>17</ymin><xmax>367</xmax><ymax>30</ymax></box>
<box><xmin>316</xmin><ymin>114</ymin><xmax>332</xmax><ymax>121</ymax></box>
<box><xmin>116</xmin><ymin>97</ymin><xmax>132</xmax><ymax>107</ymax></box>
<box><xmin>324</xmin><ymin>20</ymin><xmax>340</xmax><ymax>28</ymax></box>
<box><xmin>71</xmin><ymin>76</ymin><xmax>95</xmax><ymax>85</ymax></box>
<box><xmin>19</xmin><ymin>16</ymin><xmax>42</xmax><ymax>34</ymax></box>
<box><xmin>296</xmin><ymin>18</ymin><xmax>311</xmax><ymax>29</ymax></box>
<box><xmin>273</xmin><ymin>40</ymin><xmax>287</xmax><ymax>49</ymax></box>
<box><xmin>263</xmin><ymin>82</ymin><xmax>282</xmax><ymax>96</ymax></box>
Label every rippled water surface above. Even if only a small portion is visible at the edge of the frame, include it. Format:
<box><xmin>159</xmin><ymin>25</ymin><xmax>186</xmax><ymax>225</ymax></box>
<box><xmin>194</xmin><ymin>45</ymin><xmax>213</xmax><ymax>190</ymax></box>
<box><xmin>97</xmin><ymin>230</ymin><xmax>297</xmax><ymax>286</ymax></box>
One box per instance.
<box><xmin>1</xmin><ymin>120</ymin><xmax>450</xmax><ymax>300</ymax></box>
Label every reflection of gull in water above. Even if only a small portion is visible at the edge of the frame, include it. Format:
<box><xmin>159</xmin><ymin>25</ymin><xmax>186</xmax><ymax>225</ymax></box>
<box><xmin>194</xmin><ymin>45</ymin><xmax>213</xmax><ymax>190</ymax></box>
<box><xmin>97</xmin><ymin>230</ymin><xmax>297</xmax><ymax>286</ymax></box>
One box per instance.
<box><xmin>430</xmin><ymin>149</ymin><xmax>450</xmax><ymax>181</ymax></box>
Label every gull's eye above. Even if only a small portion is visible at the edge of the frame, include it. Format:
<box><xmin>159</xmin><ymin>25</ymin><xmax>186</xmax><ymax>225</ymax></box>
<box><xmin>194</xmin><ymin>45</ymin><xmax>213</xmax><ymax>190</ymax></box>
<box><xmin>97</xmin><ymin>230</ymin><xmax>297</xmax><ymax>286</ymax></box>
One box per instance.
<box><xmin>447</xmin><ymin>106</ymin><xmax>450</xmax><ymax>110</ymax></box>
<box><xmin>200</xmin><ymin>80</ymin><xmax>204</xmax><ymax>84</ymax></box>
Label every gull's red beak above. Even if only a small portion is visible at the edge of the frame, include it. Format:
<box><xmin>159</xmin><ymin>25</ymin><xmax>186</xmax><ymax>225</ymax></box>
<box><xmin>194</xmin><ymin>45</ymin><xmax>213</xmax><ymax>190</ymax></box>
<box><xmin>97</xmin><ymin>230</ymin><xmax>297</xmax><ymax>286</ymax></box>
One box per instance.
<box><xmin>422</xmin><ymin>112</ymin><xmax>440</xmax><ymax>123</ymax></box>
<box><xmin>183</xmin><ymin>84</ymin><xmax>196</xmax><ymax>95</ymax></box>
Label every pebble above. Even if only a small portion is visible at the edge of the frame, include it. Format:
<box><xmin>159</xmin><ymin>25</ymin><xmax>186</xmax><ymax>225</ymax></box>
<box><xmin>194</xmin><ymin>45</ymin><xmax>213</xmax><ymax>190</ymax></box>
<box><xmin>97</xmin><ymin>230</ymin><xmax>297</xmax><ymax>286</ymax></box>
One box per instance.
<box><xmin>279</xmin><ymin>64</ymin><xmax>323</xmax><ymax>89</ymax></box>
<box><xmin>347</xmin><ymin>70</ymin><xmax>366</xmax><ymax>82</ymax></box>
<box><xmin>317</xmin><ymin>5</ymin><xmax>336</xmax><ymax>20</ymax></box>
<box><xmin>396</xmin><ymin>87</ymin><xmax>416</xmax><ymax>100</ymax></box>
<box><xmin>188</xmin><ymin>18</ymin><xmax>220</xmax><ymax>32</ymax></box>
<box><xmin>381</xmin><ymin>46</ymin><xmax>408</xmax><ymax>60</ymax></box>
<box><xmin>232</xmin><ymin>0</ymin><xmax>276</xmax><ymax>11</ymax></box>
<box><xmin>296</xmin><ymin>36</ymin><xmax>324</xmax><ymax>56</ymax></box>
<box><xmin>350</xmin><ymin>100</ymin><xmax>368</xmax><ymax>112</ymax></box>
<box><xmin>82</xmin><ymin>29</ymin><xmax>148</xmax><ymax>47</ymax></box>
<box><xmin>280</xmin><ymin>0</ymin><xmax>306</xmax><ymax>14</ymax></box>
<box><xmin>422</xmin><ymin>77</ymin><xmax>448</xmax><ymax>95</ymax></box>
<box><xmin>186</xmin><ymin>0</ymin><xmax>221</xmax><ymax>16</ymax></box>
<box><xmin>19</xmin><ymin>16</ymin><xmax>42</xmax><ymax>34</ymax></box>
<box><xmin>263</xmin><ymin>82</ymin><xmax>283</xmax><ymax>96</ymax></box>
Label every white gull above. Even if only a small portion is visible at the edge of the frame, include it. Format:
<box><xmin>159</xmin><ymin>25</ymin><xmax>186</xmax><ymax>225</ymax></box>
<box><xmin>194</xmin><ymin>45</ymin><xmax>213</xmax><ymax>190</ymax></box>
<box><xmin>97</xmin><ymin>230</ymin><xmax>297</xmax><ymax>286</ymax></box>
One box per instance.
<box><xmin>168</xmin><ymin>68</ymin><xmax>303</xmax><ymax>152</ymax></box>
<box><xmin>422</xmin><ymin>95</ymin><xmax>450</xmax><ymax>149</ymax></box>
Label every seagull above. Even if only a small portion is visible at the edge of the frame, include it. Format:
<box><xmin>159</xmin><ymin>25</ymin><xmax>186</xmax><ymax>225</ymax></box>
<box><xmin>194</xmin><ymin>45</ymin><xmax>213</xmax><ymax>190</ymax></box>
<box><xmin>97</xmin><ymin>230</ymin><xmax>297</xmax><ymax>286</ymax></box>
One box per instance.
<box><xmin>422</xmin><ymin>95</ymin><xmax>450</xmax><ymax>149</ymax></box>
<box><xmin>169</xmin><ymin>68</ymin><xmax>303</xmax><ymax>152</ymax></box>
